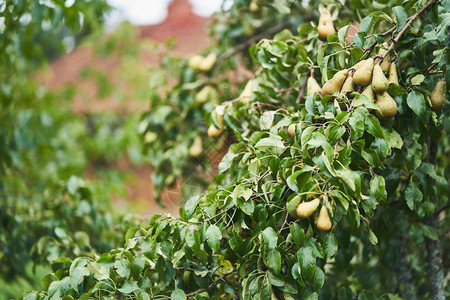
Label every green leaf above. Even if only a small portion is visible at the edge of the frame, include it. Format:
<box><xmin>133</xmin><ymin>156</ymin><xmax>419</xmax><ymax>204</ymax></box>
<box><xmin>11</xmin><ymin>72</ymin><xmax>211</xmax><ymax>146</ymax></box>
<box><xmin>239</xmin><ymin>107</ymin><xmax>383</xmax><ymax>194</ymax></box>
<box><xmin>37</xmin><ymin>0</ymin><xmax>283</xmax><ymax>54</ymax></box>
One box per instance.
<box><xmin>267</xmin><ymin>250</ymin><xmax>282</xmax><ymax>274</ymax></box>
<box><xmin>297</xmin><ymin>246</ymin><xmax>316</xmax><ymax>280</ymax></box>
<box><xmin>171</xmin><ymin>289</ymin><xmax>186</xmax><ymax>300</ymax></box>
<box><xmin>370</xmin><ymin>175</ymin><xmax>386</xmax><ymax>202</ymax></box>
<box><xmin>393</xmin><ymin>6</ymin><xmax>407</xmax><ymax>31</ymax></box>
<box><xmin>290</xmin><ymin>223</ymin><xmax>305</xmax><ymax>248</ymax></box>
<box><xmin>407</xmin><ymin>91</ymin><xmax>429</xmax><ymax>121</ymax></box>
<box><xmin>361</xmin><ymin>148</ymin><xmax>381</xmax><ymax>167</ymax></box>
<box><xmin>405</xmin><ymin>182</ymin><xmax>423</xmax><ymax>210</ymax></box>
<box><xmin>47</xmin><ymin>278</ymin><xmax>70</xmax><ymax>300</ymax></box>
<box><xmin>262</xmin><ymin>227</ymin><xmax>278</xmax><ymax>251</ymax></box>
<box><xmin>368</xmin><ymin>229</ymin><xmax>378</xmax><ymax>245</ymax></box>
<box><xmin>269</xmin><ymin>156</ymin><xmax>280</xmax><ymax>173</ymax></box>
<box><xmin>118</xmin><ymin>280</ymin><xmax>139</xmax><ymax>294</ymax></box>
<box><xmin>411</xmin><ymin>74</ymin><xmax>425</xmax><ymax>85</ymax></box>
<box><xmin>365</xmin><ymin>115</ymin><xmax>384</xmax><ymax>138</ymax></box>
<box><xmin>338</xmin><ymin>25</ymin><xmax>350</xmax><ymax>43</ymax></box>
<box><xmin>206</xmin><ymin>224</ymin><xmax>222</xmax><ymax>252</ymax></box>
<box><xmin>218</xmin><ymin>152</ymin><xmax>237</xmax><ymax>174</ymax></box>
<box><xmin>313</xmin><ymin>266</ymin><xmax>325</xmax><ymax>291</ymax></box>
<box><xmin>359</xmin><ymin>16</ymin><xmax>373</xmax><ymax>33</ymax></box>
<box><xmin>323</xmin><ymin>233</ymin><xmax>338</xmax><ymax>259</ymax></box>
<box><xmin>255</xmin><ymin>137</ymin><xmax>286</xmax><ymax>155</ymax></box>
<box><xmin>185</xmin><ymin>195</ymin><xmax>201</xmax><ymax>218</ymax></box>
<box><xmin>421</xmin><ymin>224</ymin><xmax>438</xmax><ymax>240</ymax></box>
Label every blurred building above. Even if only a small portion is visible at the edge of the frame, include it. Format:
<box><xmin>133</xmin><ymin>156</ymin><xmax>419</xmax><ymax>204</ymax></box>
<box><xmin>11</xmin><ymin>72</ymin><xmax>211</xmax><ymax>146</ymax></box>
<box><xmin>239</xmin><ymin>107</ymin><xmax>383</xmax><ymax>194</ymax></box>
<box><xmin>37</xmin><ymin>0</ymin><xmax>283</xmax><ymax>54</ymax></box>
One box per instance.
<box><xmin>41</xmin><ymin>0</ymin><xmax>212</xmax><ymax>215</ymax></box>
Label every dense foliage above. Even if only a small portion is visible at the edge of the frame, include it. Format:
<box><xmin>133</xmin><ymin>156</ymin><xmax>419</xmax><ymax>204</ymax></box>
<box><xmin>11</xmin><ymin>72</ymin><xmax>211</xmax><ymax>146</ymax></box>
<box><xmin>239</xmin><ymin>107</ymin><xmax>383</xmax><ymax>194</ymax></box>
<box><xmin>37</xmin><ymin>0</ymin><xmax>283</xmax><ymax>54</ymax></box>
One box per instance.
<box><xmin>22</xmin><ymin>0</ymin><xmax>449</xmax><ymax>299</ymax></box>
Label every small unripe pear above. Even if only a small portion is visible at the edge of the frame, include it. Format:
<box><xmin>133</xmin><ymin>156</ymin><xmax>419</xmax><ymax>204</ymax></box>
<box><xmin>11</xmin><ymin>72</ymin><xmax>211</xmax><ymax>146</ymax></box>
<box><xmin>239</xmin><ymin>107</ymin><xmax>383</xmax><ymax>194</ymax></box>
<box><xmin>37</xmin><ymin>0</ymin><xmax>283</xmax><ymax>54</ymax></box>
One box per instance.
<box><xmin>249</xmin><ymin>0</ymin><xmax>260</xmax><ymax>13</ymax></box>
<box><xmin>317</xmin><ymin>8</ymin><xmax>335</xmax><ymax>41</ymax></box>
<box><xmin>240</xmin><ymin>79</ymin><xmax>254</xmax><ymax>104</ymax></box>
<box><xmin>377</xmin><ymin>45</ymin><xmax>391</xmax><ymax>73</ymax></box>
<box><xmin>288</xmin><ymin>123</ymin><xmax>297</xmax><ymax>137</ymax></box>
<box><xmin>297</xmin><ymin>198</ymin><xmax>321</xmax><ymax>218</ymax></box>
<box><xmin>287</xmin><ymin>194</ymin><xmax>302</xmax><ymax>217</ymax></box>
<box><xmin>196</xmin><ymin>86</ymin><xmax>215</xmax><ymax>104</ymax></box>
<box><xmin>321</xmin><ymin>69</ymin><xmax>349</xmax><ymax>96</ymax></box>
<box><xmin>361</xmin><ymin>84</ymin><xmax>375</xmax><ymax>103</ymax></box>
<box><xmin>207</xmin><ymin>124</ymin><xmax>223</xmax><ymax>138</ymax></box>
<box><xmin>188</xmin><ymin>55</ymin><xmax>204</xmax><ymax>69</ymax></box>
<box><xmin>307</xmin><ymin>76</ymin><xmax>322</xmax><ymax>96</ymax></box>
<box><xmin>340</xmin><ymin>74</ymin><xmax>354</xmax><ymax>98</ymax></box>
<box><xmin>198</xmin><ymin>53</ymin><xmax>217</xmax><ymax>72</ymax></box>
<box><xmin>316</xmin><ymin>205</ymin><xmax>332</xmax><ymax>231</ymax></box>
<box><xmin>189</xmin><ymin>136</ymin><xmax>203</xmax><ymax>157</ymax></box>
<box><xmin>388</xmin><ymin>62</ymin><xmax>398</xmax><ymax>85</ymax></box>
<box><xmin>430</xmin><ymin>78</ymin><xmax>446</xmax><ymax>111</ymax></box>
<box><xmin>353</xmin><ymin>58</ymin><xmax>374</xmax><ymax>87</ymax></box>
<box><xmin>372</xmin><ymin>64</ymin><xmax>389</xmax><ymax>94</ymax></box>
<box><xmin>375</xmin><ymin>92</ymin><xmax>397</xmax><ymax>119</ymax></box>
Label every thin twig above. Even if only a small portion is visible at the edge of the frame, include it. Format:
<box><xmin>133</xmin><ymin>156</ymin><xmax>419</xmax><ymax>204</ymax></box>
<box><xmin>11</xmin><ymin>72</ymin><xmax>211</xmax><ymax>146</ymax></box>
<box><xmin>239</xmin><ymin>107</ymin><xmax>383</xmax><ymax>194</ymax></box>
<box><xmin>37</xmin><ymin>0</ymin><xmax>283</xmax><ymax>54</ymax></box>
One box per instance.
<box><xmin>205</xmin><ymin>206</ymin><xmax>233</xmax><ymax>222</ymax></box>
<box><xmin>278</xmin><ymin>212</ymin><xmax>290</xmax><ymax>234</ymax></box>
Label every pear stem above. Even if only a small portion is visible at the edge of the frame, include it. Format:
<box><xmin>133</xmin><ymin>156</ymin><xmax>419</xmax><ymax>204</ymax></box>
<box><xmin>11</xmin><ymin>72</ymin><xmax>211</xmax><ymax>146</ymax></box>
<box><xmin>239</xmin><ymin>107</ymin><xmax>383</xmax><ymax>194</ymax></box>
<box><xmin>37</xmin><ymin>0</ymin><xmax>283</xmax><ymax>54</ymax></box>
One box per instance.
<box><xmin>380</xmin><ymin>0</ymin><xmax>439</xmax><ymax>62</ymax></box>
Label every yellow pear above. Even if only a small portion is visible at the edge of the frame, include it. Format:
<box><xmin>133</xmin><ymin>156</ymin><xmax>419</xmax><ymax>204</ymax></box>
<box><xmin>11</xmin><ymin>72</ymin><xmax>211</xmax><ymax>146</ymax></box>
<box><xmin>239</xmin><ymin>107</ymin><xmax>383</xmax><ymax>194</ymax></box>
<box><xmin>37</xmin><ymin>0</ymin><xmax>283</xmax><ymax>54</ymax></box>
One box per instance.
<box><xmin>297</xmin><ymin>198</ymin><xmax>321</xmax><ymax>218</ymax></box>
<box><xmin>351</xmin><ymin>59</ymin><xmax>366</xmax><ymax>71</ymax></box>
<box><xmin>288</xmin><ymin>123</ymin><xmax>297</xmax><ymax>137</ymax></box>
<box><xmin>340</xmin><ymin>74</ymin><xmax>354</xmax><ymax>98</ymax></box>
<box><xmin>377</xmin><ymin>44</ymin><xmax>391</xmax><ymax>73</ymax></box>
<box><xmin>430</xmin><ymin>78</ymin><xmax>446</xmax><ymax>111</ymax></box>
<box><xmin>196</xmin><ymin>86</ymin><xmax>215</xmax><ymax>104</ymax></box>
<box><xmin>318</xmin><ymin>8</ymin><xmax>335</xmax><ymax>41</ymax></box>
<box><xmin>321</xmin><ymin>69</ymin><xmax>349</xmax><ymax>96</ymax></box>
<box><xmin>189</xmin><ymin>136</ymin><xmax>203</xmax><ymax>157</ymax></box>
<box><xmin>199</xmin><ymin>53</ymin><xmax>217</xmax><ymax>72</ymax></box>
<box><xmin>249</xmin><ymin>0</ymin><xmax>260</xmax><ymax>13</ymax></box>
<box><xmin>388</xmin><ymin>62</ymin><xmax>398</xmax><ymax>85</ymax></box>
<box><xmin>375</xmin><ymin>92</ymin><xmax>397</xmax><ymax>119</ymax></box>
<box><xmin>361</xmin><ymin>84</ymin><xmax>375</xmax><ymax>103</ymax></box>
<box><xmin>207</xmin><ymin>124</ymin><xmax>223</xmax><ymax>138</ymax></box>
<box><xmin>353</xmin><ymin>58</ymin><xmax>374</xmax><ymax>87</ymax></box>
<box><xmin>307</xmin><ymin>76</ymin><xmax>322</xmax><ymax>96</ymax></box>
<box><xmin>188</xmin><ymin>55</ymin><xmax>204</xmax><ymax>69</ymax></box>
<box><xmin>240</xmin><ymin>79</ymin><xmax>254</xmax><ymax>104</ymax></box>
<box><xmin>286</xmin><ymin>194</ymin><xmax>302</xmax><ymax>217</ymax></box>
<box><xmin>316</xmin><ymin>205</ymin><xmax>332</xmax><ymax>231</ymax></box>
<box><xmin>372</xmin><ymin>64</ymin><xmax>389</xmax><ymax>94</ymax></box>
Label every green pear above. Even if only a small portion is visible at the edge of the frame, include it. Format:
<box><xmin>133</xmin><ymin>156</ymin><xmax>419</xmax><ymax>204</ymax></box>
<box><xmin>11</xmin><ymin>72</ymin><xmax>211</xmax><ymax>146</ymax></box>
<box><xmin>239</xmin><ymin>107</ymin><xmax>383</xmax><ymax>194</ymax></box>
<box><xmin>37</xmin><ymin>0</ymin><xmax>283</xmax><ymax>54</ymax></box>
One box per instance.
<box><xmin>317</xmin><ymin>8</ymin><xmax>335</xmax><ymax>41</ymax></box>
<box><xmin>372</xmin><ymin>64</ymin><xmax>389</xmax><ymax>94</ymax></box>
<box><xmin>189</xmin><ymin>136</ymin><xmax>203</xmax><ymax>157</ymax></box>
<box><xmin>430</xmin><ymin>78</ymin><xmax>446</xmax><ymax>111</ymax></box>
<box><xmin>375</xmin><ymin>92</ymin><xmax>397</xmax><ymax>119</ymax></box>
<box><xmin>321</xmin><ymin>69</ymin><xmax>349</xmax><ymax>96</ymax></box>
<box><xmin>307</xmin><ymin>76</ymin><xmax>322</xmax><ymax>96</ymax></box>
<box><xmin>361</xmin><ymin>84</ymin><xmax>375</xmax><ymax>103</ymax></box>
<box><xmin>377</xmin><ymin>44</ymin><xmax>391</xmax><ymax>72</ymax></box>
<box><xmin>196</xmin><ymin>86</ymin><xmax>215</xmax><ymax>104</ymax></box>
<box><xmin>316</xmin><ymin>205</ymin><xmax>332</xmax><ymax>231</ymax></box>
<box><xmin>351</xmin><ymin>59</ymin><xmax>366</xmax><ymax>71</ymax></box>
<box><xmin>340</xmin><ymin>74</ymin><xmax>354</xmax><ymax>98</ymax></box>
<box><xmin>286</xmin><ymin>194</ymin><xmax>302</xmax><ymax>217</ymax></box>
<box><xmin>388</xmin><ymin>62</ymin><xmax>398</xmax><ymax>85</ymax></box>
<box><xmin>207</xmin><ymin>124</ymin><xmax>223</xmax><ymax>138</ymax></box>
<box><xmin>353</xmin><ymin>58</ymin><xmax>374</xmax><ymax>87</ymax></box>
<box><xmin>288</xmin><ymin>123</ymin><xmax>297</xmax><ymax>137</ymax></box>
<box><xmin>249</xmin><ymin>0</ymin><xmax>260</xmax><ymax>13</ymax></box>
<box><xmin>240</xmin><ymin>79</ymin><xmax>254</xmax><ymax>104</ymax></box>
<box><xmin>297</xmin><ymin>198</ymin><xmax>321</xmax><ymax>218</ymax></box>
<box><xmin>198</xmin><ymin>53</ymin><xmax>217</xmax><ymax>72</ymax></box>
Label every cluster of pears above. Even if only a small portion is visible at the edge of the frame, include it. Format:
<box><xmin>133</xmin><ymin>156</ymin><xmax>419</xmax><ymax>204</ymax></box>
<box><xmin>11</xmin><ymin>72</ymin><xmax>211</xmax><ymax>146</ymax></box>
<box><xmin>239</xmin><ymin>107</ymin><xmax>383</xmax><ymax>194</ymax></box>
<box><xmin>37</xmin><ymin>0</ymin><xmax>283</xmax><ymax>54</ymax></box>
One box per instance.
<box><xmin>307</xmin><ymin>53</ymin><xmax>400</xmax><ymax>119</ymax></box>
<box><xmin>286</xmin><ymin>195</ymin><xmax>332</xmax><ymax>231</ymax></box>
<box><xmin>188</xmin><ymin>53</ymin><xmax>217</xmax><ymax>72</ymax></box>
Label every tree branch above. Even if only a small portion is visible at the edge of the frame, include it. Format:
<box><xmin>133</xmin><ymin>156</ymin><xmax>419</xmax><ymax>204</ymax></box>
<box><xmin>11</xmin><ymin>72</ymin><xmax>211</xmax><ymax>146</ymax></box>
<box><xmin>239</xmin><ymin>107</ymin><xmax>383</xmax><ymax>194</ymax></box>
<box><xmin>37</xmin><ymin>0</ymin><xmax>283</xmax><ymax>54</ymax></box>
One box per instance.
<box><xmin>381</xmin><ymin>0</ymin><xmax>439</xmax><ymax>61</ymax></box>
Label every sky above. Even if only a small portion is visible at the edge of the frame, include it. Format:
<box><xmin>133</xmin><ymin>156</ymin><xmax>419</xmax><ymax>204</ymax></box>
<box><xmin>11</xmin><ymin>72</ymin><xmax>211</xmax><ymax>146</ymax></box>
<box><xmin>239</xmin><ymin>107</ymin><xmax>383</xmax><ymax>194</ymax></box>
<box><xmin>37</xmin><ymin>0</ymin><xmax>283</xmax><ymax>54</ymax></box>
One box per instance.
<box><xmin>106</xmin><ymin>0</ymin><xmax>224</xmax><ymax>28</ymax></box>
